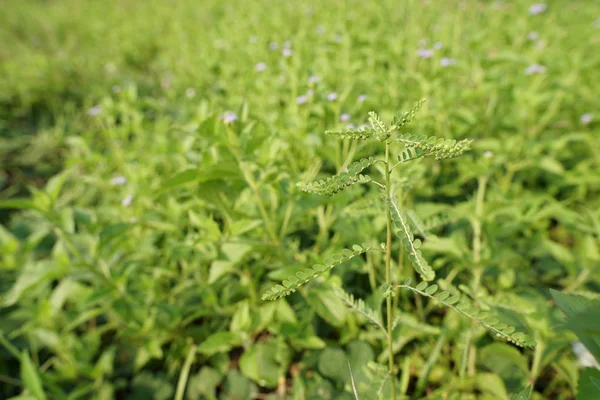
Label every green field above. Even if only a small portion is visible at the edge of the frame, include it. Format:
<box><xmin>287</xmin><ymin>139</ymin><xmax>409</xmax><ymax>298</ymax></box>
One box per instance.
<box><xmin>1</xmin><ymin>0</ymin><xmax>600</xmax><ymax>399</ymax></box>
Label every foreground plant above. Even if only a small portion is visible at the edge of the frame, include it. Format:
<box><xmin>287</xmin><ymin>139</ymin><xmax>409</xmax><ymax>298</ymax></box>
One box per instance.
<box><xmin>262</xmin><ymin>99</ymin><xmax>534</xmax><ymax>398</ymax></box>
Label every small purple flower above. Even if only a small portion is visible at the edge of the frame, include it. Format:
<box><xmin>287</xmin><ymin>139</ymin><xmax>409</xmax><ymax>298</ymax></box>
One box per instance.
<box><xmin>269</xmin><ymin>42</ymin><xmax>278</xmax><ymax>51</ymax></box>
<box><xmin>440</xmin><ymin>57</ymin><xmax>457</xmax><ymax>67</ymax></box>
<box><xmin>87</xmin><ymin>105</ymin><xmax>102</xmax><ymax>116</ymax></box>
<box><xmin>296</xmin><ymin>95</ymin><xmax>308</xmax><ymax>105</ymax></box>
<box><xmin>433</xmin><ymin>42</ymin><xmax>443</xmax><ymax>50</ymax></box>
<box><xmin>306</xmin><ymin>89</ymin><xmax>314</xmax><ymax>96</ymax></box>
<box><xmin>529</xmin><ymin>3</ymin><xmax>547</xmax><ymax>15</ymax></box>
<box><xmin>484</xmin><ymin>151</ymin><xmax>494</xmax><ymax>159</ymax></box>
<box><xmin>308</xmin><ymin>75</ymin><xmax>319</xmax><ymax>84</ymax></box>
<box><xmin>122</xmin><ymin>194</ymin><xmax>134</xmax><ymax>207</ymax></box>
<box><xmin>110</xmin><ymin>176</ymin><xmax>127</xmax><ymax>186</ymax></box>
<box><xmin>282</xmin><ymin>48</ymin><xmax>293</xmax><ymax>57</ymax></box>
<box><xmin>524</xmin><ymin>64</ymin><xmax>546</xmax><ymax>75</ymax></box>
<box><xmin>255</xmin><ymin>62</ymin><xmax>267</xmax><ymax>72</ymax></box>
<box><xmin>333</xmin><ymin>34</ymin><xmax>343</xmax><ymax>43</ymax></box>
<box><xmin>357</xmin><ymin>94</ymin><xmax>367</xmax><ymax>102</ymax></box>
<box><xmin>346</xmin><ymin>123</ymin><xmax>356</xmax><ymax>129</ymax></box>
<box><xmin>527</xmin><ymin>31</ymin><xmax>539</xmax><ymax>41</ymax></box>
<box><xmin>340</xmin><ymin>113</ymin><xmax>351</xmax><ymax>122</ymax></box>
<box><xmin>186</xmin><ymin>88</ymin><xmax>196</xmax><ymax>98</ymax></box>
<box><xmin>327</xmin><ymin>92</ymin><xmax>338</xmax><ymax>101</ymax></box>
<box><xmin>417</xmin><ymin>48</ymin><xmax>435</xmax><ymax>59</ymax></box>
<box><xmin>580</xmin><ymin>113</ymin><xmax>593</xmax><ymax>125</ymax></box>
<box><xmin>222</xmin><ymin>111</ymin><xmax>238</xmax><ymax>124</ymax></box>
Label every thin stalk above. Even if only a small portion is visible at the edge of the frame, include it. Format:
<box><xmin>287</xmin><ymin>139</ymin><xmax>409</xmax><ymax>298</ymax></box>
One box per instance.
<box><xmin>461</xmin><ymin>176</ymin><xmax>487</xmax><ymax>377</ymax></box>
<box><xmin>227</xmin><ymin>127</ymin><xmax>279</xmax><ymax>246</ymax></box>
<box><xmin>240</xmin><ymin>164</ymin><xmax>279</xmax><ymax>246</ymax></box>
<box><xmin>367</xmin><ymin>252</ymin><xmax>377</xmax><ymax>292</ymax></box>
<box><xmin>393</xmin><ymin>186</ymin><xmax>405</xmax><ymax>311</ymax></box>
<box><xmin>279</xmin><ymin>200</ymin><xmax>294</xmax><ymax>240</ymax></box>
<box><xmin>393</xmin><ymin>245</ymin><xmax>404</xmax><ymax>312</ymax></box>
<box><xmin>384</xmin><ymin>141</ymin><xmax>397</xmax><ymax>399</ymax></box>
<box><xmin>472</xmin><ymin>176</ymin><xmax>488</xmax><ymax>267</ymax></box>
<box><xmin>415</xmin><ymin>329</ymin><xmax>447</xmax><ymax>397</ymax></box>
<box><xmin>529</xmin><ymin>339</ymin><xmax>545</xmax><ymax>387</ymax></box>
<box><xmin>399</xmin><ymin>356</ymin><xmax>410</xmax><ymax>396</ymax></box>
<box><xmin>175</xmin><ymin>344</ymin><xmax>197</xmax><ymax>400</ymax></box>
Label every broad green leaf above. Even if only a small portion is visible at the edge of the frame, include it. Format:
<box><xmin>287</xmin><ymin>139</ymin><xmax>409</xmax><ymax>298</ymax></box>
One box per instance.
<box><xmin>318</xmin><ymin>347</ymin><xmax>348</xmax><ymax>382</ymax></box>
<box><xmin>479</xmin><ymin>343</ymin><xmax>528</xmax><ymax>392</ymax></box>
<box><xmin>305</xmin><ymin>283</ymin><xmax>348</xmax><ymax>327</ymax></box>
<box><xmin>577</xmin><ymin>368</ymin><xmax>600</xmax><ymax>400</ymax></box>
<box><xmin>222</xmin><ymin>370</ymin><xmax>258</xmax><ymax>400</ymax></box>
<box><xmin>0</xmin><ymin>198</ymin><xmax>38</xmax><ymax>210</ymax></box>
<box><xmin>197</xmin><ymin>332</ymin><xmax>242</xmax><ymax>357</ymax></box>
<box><xmin>20</xmin><ymin>351</ymin><xmax>46</xmax><ymax>400</ymax></box>
<box><xmin>157</xmin><ymin>168</ymin><xmax>199</xmax><ymax>194</ymax></box>
<box><xmin>476</xmin><ymin>373</ymin><xmax>509</xmax><ymax>400</ymax></box>
<box><xmin>239</xmin><ymin>341</ymin><xmax>280</xmax><ymax>388</ymax></box>
<box><xmin>186</xmin><ymin>368</ymin><xmax>222</xmax><ymax>400</ymax></box>
<box><xmin>551</xmin><ymin>289</ymin><xmax>600</xmax><ymax>360</ymax></box>
<box><xmin>230</xmin><ymin>301</ymin><xmax>251</xmax><ymax>333</ymax></box>
<box><xmin>510</xmin><ymin>385</ymin><xmax>531</xmax><ymax>400</ymax></box>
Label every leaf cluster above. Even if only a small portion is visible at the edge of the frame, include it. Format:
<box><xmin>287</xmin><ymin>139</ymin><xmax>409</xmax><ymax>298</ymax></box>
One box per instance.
<box><xmin>298</xmin><ymin>157</ymin><xmax>376</xmax><ymax>196</ymax></box>
<box><xmin>262</xmin><ymin>244</ymin><xmax>372</xmax><ymax>300</ymax></box>
<box><xmin>400</xmin><ymin>281</ymin><xmax>535</xmax><ymax>348</ymax></box>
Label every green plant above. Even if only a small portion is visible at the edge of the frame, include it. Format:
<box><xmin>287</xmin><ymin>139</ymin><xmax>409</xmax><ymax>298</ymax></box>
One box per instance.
<box><xmin>263</xmin><ymin>100</ymin><xmax>535</xmax><ymax>398</ymax></box>
<box><xmin>550</xmin><ymin>290</ymin><xmax>600</xmax><ymax>399</ymax></box>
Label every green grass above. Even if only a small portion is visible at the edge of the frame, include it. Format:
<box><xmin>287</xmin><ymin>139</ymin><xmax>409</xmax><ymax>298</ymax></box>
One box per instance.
<box><xmin>1</xmin><ymin>0</ymin><xmax>599</xmax><ymax>399</ymax></box>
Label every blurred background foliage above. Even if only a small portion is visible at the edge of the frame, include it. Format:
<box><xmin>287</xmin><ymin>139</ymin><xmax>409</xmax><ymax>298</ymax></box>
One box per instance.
<box><xmin>0</xmin><ymin>0</ymin><xmax>599</xmax><ymax>399</ymax></box>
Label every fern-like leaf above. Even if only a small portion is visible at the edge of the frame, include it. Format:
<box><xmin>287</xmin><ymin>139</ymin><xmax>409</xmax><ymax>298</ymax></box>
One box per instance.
<box><xmin>368</xmin><ymin>111</ymin><xmax>390</xmax><ymax>141</ymax></box>
<box><xmin>395</xmin><ymin>133</ymin><xmax>473</xmax><ymax>160</ymax></box>
<box><xmin>262</xmin><ymin>244</ymin><xmax>372</xmax><ymax>301</ymax></box>
<box><xmin>422</xmin><ymin>211</ymin><xmax>454</xmax><ymax>232</ymax></box>
<box><xmin>343</xmin><ymin>197</ymin><xmax>382</xmax><ymax>217</ymax></box>
<box><xmin>298</xmin><ymin>157</ymin><xmax>376</xmax><ymax>196</ymax></box>
<box><xmin>399</xmin><ymin>281</ymin><xmax>536</xmax><ymax>348</ymax></box>
<box><xmin>392</xmin><ymin>99</ymin><xmax>426</xmax><ymax>130</ymax></box>
<box><xmin>407</xmin><ymin>210</ymin><xmax>454</xmax><ymax>238</ymax></box>
<box><xmin>397</xmin><ymin>147</ymin><xmax>426</xmax><ymax>164</ymax></box>
<box><xmin>397</xmin><ymin>162</ymin><xmax>426</xmax><ymax>191</ymax></box>
<box><xmin>334</xmin><ymin>286</ymin><xmax>386</xmax><ymax>335</ymax></box>
<box><xmin>407</xmin><ymin>210</ymin><xmax>429</xmax><ymax>238</ymax></box>
<box><xmin>391</xmin><ymin>312</ymin><xmax>441</xmax><ymax>334</ymax></box>
<box><xmin>385</xmin><ymin>197</ymin><xmax>435</xmax><ymax>281</ymax></box>
<box><xmin>325</xmin><ymin>127</ymin><xmax>375</xmax><ymax>140</ymax></box>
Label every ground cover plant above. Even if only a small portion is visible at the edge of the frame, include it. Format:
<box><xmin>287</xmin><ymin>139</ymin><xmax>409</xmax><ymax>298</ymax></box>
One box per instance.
<box><xmin>1</xmin><ymin>0</ymin><xmax>599</xmax><ymax>399</ymax></box>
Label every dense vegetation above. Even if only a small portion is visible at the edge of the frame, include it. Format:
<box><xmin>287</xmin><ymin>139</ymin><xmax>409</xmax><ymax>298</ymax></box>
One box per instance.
<box><xmin>1</xmin><ymin>0</ymin><xmax>599</xmax><ymax>399</ymax></box>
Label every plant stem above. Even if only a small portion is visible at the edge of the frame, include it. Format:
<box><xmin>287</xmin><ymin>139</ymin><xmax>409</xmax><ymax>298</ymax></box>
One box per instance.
<box><xmin>393</xmin><ymin>186</ymin><xmax>404</xmax><ymax>312</ymax></box>
<box><xmin>384</xmin><ymin>141</ymin><xmax>397</xmax><ymax>399</ymax></box>
<box><xmin>175</xmin><ymin>344</ymin><xmax>197</xmax><ymax>400</ymax></box>
<box><xmin>239</xmin><ymin>164</ymin><xmax>280</xmax><ymax>246</ymax></box>
<box><xmin>472</xmin><ymin>176</ymin><xmax>488</xmax><ymax>268</ymax></box>
<box><xmin>529</xmin><ymin>339</ymin><xmax>545</xmax><ymax>387</ymax></box>
<box><xmin>415</xmin><ymin>329</ymin><xmax>447</xmax><ymax>397</ymax></box>
<box><xmin>461</xmin><ymin>176</ymin><xmax>488</xmax><ymax>377</ymax></box>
